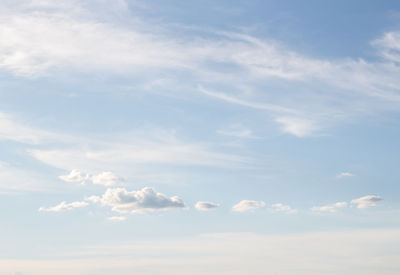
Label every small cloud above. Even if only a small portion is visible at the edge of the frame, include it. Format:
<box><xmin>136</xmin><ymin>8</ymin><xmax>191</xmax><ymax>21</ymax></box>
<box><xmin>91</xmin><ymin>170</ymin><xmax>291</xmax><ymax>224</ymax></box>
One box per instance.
<box><xmin>59</xmin><ymin>169</ymin><xmax>88</xmax><ymax>184</ymax></box>
<box><xmin>91</xmin><ymin>171</ymin><xmax>124</xmax><ymax>187</ymax></box>
<box><xmin>217</xmin><ymin>124</ymin><xmax>257</xmax><ymax>139</ymax></box>
<box><xmin>195</xmin><ymin>201</ymin><xmax>220</xmax><ymax>211</ymax></box>
<box><xmin>311</xmin><ymin>201</ymin><xmax>347</xmax><ymax>213</ymax></box>
<box><xmin>351</xmin><ymin>195</ymin><xmax>382</xmax><ymax>209</ymax></box>
<box><xmin>269</xmin><ymin>203</ymin><xmax>298</xmax><ymax>214</ymax></box>
<box><xmin>88</xmin><ymin>187</ymin><xmax>185</xmax><ymax>214</ymax></box>
<box><xmin>60</xmin><ymin>170</ymin><xmax>124</xmax><ymax>186</ymax></box>
<box><xmin>39</xmin><ymin>201</ymin><xmax>88</xmax><ymax>212</ymax></box>
<box><xmin>275</xmin><ymin>117</ymin><xmax>317</xmax><ymax>137</ymax></box>
<box><xmin>336</xmin><ymin>172</ymin><xmax>354</xmax><ymax>179</ymax></box>
<box><xmin>107</xmin><ymin>216</ymin><xmax>127</xmax><ymax>221</ymax></box>
<box><xmin>232</xmin><ymin>200</ymin><xmax>265</xmax><ymax>212</ymax></box>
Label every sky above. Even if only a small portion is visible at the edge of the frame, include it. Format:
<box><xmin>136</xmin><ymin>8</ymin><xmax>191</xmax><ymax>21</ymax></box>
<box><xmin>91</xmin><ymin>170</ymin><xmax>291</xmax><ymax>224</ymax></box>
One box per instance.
<box><xmin>1</xmin><ymin>0</ymin><xmax>400</xmax><ymax>274</ymax></box>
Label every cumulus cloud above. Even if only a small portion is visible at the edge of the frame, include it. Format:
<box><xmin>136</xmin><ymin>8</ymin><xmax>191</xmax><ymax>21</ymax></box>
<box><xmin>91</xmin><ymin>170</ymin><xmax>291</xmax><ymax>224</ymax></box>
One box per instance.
<box><xmin>269</xmin><ymin>203</ymin><xmax>298</xmax><ymax>214</ymax></box>
<box><xmin>311</xmin><ymin>202</ymin><xmax>348</xmax><ymax>213</ymax></box>
<box><xmin>232</xmin><ymin>200</ymin><xmax>265</xmax><ymax>212</ymax></box>
<box><xmin>39</xmin><ymin>201</ymin><xmax>88</xmax><ymax>212</ymax></box>
<box><xmin>59</xmin><ymin>169</ymin><xmax>88</xmax><ymax>183</ymax></box>
<box><xmin>351</xmin><ymin>195</ymin><xmax>382</xmax><ymax>209</ymax></box>
<box><xmin>195</xmin><ymin>201</ymin><xmax>220</xmax><ymax>211</ymax></box>
<box><xmin>336</xmin><ymin>172</ymin><xmax>354</xmax><ymax>178</ymax></box>
<box><xmin>91</xmin><ymin>171</ymin><xmax>123</xmax><ymax>187</ymax></box>
<box><xmin>87</xmin><ymin>187</ymin><xmax>185</xmax><ymax>213</ymax></box>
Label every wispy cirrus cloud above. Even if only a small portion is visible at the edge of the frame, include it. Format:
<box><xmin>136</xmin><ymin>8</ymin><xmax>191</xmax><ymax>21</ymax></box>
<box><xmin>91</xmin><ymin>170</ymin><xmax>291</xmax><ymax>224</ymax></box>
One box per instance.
<box><xmin>372</xmin><ymin>31</ymin><xmax>400</xmax><ymax>63</ymax></box>
<box><xmin>2</xmin><ymin>1</ymin><xmax>400</xmax><ymax>138</ymax></box>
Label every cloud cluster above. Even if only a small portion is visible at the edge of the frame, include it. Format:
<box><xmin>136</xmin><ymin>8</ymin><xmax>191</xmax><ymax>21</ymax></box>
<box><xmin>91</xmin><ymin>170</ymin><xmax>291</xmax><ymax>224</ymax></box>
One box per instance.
<box><xmin>59</xmin><ymin>170</ymin><xmax>123</xmax><ymax>186</ymax></box>
<box><xmin>312</xmin><ymin>195</ymin><xmax>383</xmax><ymax>213</ymax></box>
<box><xmin>86</xmin><ymin>187</ymin><xmax>186</xmax><ymax>213</ymax></box>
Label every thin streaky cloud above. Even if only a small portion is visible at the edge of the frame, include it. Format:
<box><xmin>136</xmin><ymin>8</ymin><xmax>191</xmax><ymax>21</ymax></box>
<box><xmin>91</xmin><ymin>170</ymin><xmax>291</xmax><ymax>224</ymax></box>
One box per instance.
<box><xmin>39</xmin><ymin>201</ymin><xmax>88</xmax><ymax>212</ymax></box>
<box><xmin>198</xmin><ymin>86</ymin><xmax>298</xmax><ymax>114</ymax></box>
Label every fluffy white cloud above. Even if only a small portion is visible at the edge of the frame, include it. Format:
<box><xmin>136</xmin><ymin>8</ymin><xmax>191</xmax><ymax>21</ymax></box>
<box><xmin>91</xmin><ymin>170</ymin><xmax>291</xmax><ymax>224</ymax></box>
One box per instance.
<box><xmin>336</xmin><ymin>172</ymin><xmax>354</xmax><ymax>178</ymax></box>
<box><xmin>39</xmin><ymin>201</ymin><xmax>88</xmax><ymax>212</ymax></box>
<box><xmin>232</xmin><ymin>200</ymin><xmax>265</xmax><ymax>212</ymax></box>
<box><xmin>87</xmin><ymin>187</ymin><xmax>185</xmax><ymax>213</ymax></box>
<box><xmin>59</xmin><ymin>169</ymin><xmax>88</xmax><ymax>183</ymax></box>
<box><xmin>311</xmin><ymin>202</ymin><xmax>347</xmax><ymax>213</ymax></box>
<box><xmin>91</xmin><ymin>171</ymin><xmax>123</xmax><ymax>187</ymax></box>
<box><xmin>195</xmin><ymin>201</ymin><xmax>220</xmax><ymax>211</ymax></box>
<box><xmin>351</xmin><ymin>195</ymin><xmax>382</xmax><ymax>209</ymax></box>
<box><xmin>269</xmin><ymin>203</ymin><xmax>298</xmax><ymax>214</ymax></box>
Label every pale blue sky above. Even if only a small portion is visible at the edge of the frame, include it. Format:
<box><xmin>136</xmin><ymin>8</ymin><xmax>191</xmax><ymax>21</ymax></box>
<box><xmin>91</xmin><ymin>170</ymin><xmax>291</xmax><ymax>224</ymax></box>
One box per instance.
<box><xmin>1</xmin><ymin>1</ymin><xmax>400</xmax><ymax>274</ymax></box>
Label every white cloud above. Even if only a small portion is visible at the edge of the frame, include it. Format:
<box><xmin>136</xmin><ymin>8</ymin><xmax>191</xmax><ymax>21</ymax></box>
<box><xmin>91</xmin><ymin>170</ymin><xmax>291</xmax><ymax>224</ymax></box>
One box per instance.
<box><xmin>39</xmin><ymin>200</ymin><xmax>88</xmax><ymax>212</ymax></box>
<box><xmin>107</xmin><ymin>216</ymin><xmax>127</xmax><ymax>221</ymax></box>
<box><xmin>311</xmin><ymin>201</ymin><xmax>347</xmax><ymax>213</ymax></box>
<box><xmin>195</xmin><ymin>201</ymin><xmax>220</xmax><ymax>211</ymax></box>
<box><xmin>336</xmin><ymin>172</ymin><xmax>355</xmax><ymax>179</ymax></box>
<box><xmin>269</xmin><ymin>203</ymin><xmax>298</xmax><ymax>214</ymax></box>
<box><xmin>232</xmin><ymin>200</ymin><xmax>265</xmax><ymax>212</ymax></box>
<box><xmin>0</xmin><ymin>112</ymin><xmax>247</xmax><ymax>171</ymax></box>
<box><xmin>87</xmin><ymin>187</ymin><xmax>185</xmax><ymax>213</ymax></box>
<box><xmin>372</xmin><ymin>31</ymin><xmax>400</xmax><ymax>63</ymax></box>
<box><xmin>199</xmin><ymin>86</ymin><xmax>297</xmax><ymax>114</ymax></box>
<box><xmin>351</xmin><ymin>195</ymin><xmax>382</xmax><ymax>209</ymax></box>
<box><xmin>275</xmin><ymin>117</ymin><xmax>317</xmax><ymax>137</ymax></box>
<box><xmin>59</xmin><ymin>169</ymin><xmax>88</xmax><ymax>184</ymax></box>
<box><xmin>1</xmin><ymin>1</ymin><xmax>400</xmax><ymax>138</ymax></box>
<box><xmin>91</xmin><ymin>171</ymin><xmax>123</xmax><ymax>187</ymax></box>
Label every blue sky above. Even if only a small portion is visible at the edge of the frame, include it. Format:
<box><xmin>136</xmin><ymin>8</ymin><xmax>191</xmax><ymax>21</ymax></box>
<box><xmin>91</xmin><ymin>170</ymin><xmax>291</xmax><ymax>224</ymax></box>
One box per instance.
<box><xmin>1</xmin><ymin>1</ymin><xmax>400</xmax><ymax>274</ymax></box>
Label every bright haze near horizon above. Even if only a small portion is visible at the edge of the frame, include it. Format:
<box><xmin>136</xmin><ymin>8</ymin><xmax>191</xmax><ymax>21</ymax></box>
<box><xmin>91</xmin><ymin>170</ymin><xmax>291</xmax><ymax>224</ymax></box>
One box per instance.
<box><xmin>1</xmin><ymin>1</ymin><xmax>400</xmax><ymax>274</ymax></box>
